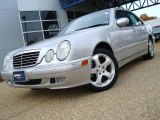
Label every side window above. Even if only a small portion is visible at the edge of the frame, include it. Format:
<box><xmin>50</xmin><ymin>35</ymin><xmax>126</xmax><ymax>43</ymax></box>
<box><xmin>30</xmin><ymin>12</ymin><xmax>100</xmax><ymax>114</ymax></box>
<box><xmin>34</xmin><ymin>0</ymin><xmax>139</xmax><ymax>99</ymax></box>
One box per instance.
<box><xmin>126</xmin><ymin>12</ymin><xmax>143</xmax><ymax>26</ymax></box>
<box><xmin>116</xmin><ymin>10</ymin><xmax>127</xmax><ymax>20</ymax></box>
<box><xmin>116</xmin><ymin>10</ymin><xmax>131</xmax><ymax>26</ymax></box>
<box><xmin>135</xmin><ymin>16</ymin><xmax>144</xmax><ymax>25</ymax></box>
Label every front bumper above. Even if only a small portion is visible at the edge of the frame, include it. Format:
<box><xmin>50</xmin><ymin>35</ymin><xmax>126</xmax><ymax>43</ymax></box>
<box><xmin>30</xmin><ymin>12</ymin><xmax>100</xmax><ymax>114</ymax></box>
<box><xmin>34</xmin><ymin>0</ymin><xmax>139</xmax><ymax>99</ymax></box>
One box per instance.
<box><xmin>1</xmin><ymin>57</ymin><xmax>91</xmax><ymax>89</ymax></box>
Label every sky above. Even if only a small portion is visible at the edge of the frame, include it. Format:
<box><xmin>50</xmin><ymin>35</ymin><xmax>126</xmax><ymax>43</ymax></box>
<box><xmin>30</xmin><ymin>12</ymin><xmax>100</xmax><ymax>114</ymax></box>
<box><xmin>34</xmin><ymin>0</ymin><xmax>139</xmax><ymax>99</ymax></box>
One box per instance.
<box><xmin>133</xmin><ymin>4</ymin><xmax>160</xmax><ymax>18</ymax></box>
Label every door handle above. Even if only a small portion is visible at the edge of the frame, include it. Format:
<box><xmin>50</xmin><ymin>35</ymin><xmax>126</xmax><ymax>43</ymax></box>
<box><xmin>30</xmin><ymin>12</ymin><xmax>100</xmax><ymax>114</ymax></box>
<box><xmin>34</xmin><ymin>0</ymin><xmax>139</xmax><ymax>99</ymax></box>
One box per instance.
<box><xmin>143</xmin><ymin>27</ymin><xmax>147</xmax><ymax>30</ymax></box>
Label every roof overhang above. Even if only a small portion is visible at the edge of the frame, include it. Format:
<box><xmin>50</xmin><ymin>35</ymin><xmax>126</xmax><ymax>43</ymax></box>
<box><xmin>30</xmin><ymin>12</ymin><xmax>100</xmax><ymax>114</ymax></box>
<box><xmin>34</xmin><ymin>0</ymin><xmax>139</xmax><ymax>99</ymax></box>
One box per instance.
<box><xmin>59</xmin><ymin>0</ymin><xmax>86</xmax><ymax>9</ymax></box>
<box><xmin>59</xmin><ymin>0</ymin><xmax>160</xmax><ymax>11</ymax></box>
<box><xmin>59</xmin><ymin>0</ymin><xmax>137</xmax><ymax>9</ymax></box>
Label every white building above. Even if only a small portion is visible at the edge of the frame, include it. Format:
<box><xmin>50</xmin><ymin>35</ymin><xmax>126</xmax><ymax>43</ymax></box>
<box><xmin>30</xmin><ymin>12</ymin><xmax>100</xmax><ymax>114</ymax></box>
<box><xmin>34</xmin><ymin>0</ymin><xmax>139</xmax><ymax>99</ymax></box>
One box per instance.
<box><xmin>0</xmin><ymin>0</ymin><xmax>24</xmax><ymax>71</ymax></box>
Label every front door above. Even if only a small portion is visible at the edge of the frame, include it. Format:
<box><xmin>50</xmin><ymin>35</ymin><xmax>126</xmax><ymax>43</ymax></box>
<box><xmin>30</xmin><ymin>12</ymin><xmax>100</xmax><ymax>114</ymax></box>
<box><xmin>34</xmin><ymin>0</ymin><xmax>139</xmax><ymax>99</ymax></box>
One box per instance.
<box><xmin>114</xmin><ymin>10</ymin><xmax>138</xmax><ymax>61</ymax></box>
<box><xmin>126</xmin><ymin>11</ymin><xmax>148</xmax><ymax>52</ymax></box>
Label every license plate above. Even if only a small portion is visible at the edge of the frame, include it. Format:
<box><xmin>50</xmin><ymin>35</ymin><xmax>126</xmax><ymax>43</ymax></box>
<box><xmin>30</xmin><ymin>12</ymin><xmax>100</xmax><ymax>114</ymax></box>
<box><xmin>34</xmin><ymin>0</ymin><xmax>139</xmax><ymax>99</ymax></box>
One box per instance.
<box><xmin>13</xmin><ymin>71</ymin><xmax>26</xmax><ymax>82</ymax></box>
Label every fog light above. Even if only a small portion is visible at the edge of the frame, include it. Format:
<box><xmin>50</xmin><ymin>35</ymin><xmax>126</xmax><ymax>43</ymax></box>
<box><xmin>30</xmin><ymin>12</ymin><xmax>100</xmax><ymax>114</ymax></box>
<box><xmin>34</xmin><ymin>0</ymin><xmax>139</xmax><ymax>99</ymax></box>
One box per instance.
<box><xmin>55</xmin><ymin>77</ymin><xmax>65</xmax><ymax>84</ymax></box>
<box><xmin>50</xmin><ymin>77</ymin><xmax>66</xmax><ymax>84</ymax></box>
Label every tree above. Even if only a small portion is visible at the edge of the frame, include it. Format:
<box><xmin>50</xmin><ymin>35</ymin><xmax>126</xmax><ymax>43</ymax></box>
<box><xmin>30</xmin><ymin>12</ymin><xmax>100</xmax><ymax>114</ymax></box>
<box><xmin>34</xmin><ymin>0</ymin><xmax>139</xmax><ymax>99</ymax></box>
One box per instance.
<box><xmin>140</xmin><ymin>14</ymin><xmax>157</xmax><ymax>21</ymax></box>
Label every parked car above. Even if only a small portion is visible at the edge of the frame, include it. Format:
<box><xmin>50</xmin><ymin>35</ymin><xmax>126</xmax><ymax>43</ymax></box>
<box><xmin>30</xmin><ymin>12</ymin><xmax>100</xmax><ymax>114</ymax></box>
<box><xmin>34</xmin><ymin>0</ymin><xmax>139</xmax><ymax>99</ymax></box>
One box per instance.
<box><xmin>1</xmin><ymin>8</ymin><xmax>155</xmax><ymax>92</ymax></box>
<box><xmin>153</xmin><ymin>25</ymin><xmax>160</xmax><ymax>42</ymax></box>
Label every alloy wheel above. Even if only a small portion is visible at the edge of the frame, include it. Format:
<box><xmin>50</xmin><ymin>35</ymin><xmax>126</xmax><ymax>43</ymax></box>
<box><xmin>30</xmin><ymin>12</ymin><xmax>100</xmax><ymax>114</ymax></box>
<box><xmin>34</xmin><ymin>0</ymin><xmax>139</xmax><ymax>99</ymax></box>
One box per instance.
<box><xmin>149</xmin><ymin>40</ymin><xmax>154</xmax><ymax>57</ymax></box>
<box><xmin>91</xmin><ymin>54</ymin><xmax>115</xmax><ymax>87</ymax></box>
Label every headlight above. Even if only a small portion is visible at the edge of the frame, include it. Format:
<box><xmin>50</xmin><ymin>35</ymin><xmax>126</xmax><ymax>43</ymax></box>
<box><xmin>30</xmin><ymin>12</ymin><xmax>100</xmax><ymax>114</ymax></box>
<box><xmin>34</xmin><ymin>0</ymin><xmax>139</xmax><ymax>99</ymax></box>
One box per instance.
<box><xmin>3</xmin><ymin>55</ymin><xmax>12</xmax><ymax>70</ymax></box>
<box><xmin>57</xmin><ymin>41</ymin><xmax>71</xmax><ymax>61</ymax></box>
<box><xmin>45</xmin><ymin>49</ymin><xmax>54</xmax><ymax>63</ymax></box>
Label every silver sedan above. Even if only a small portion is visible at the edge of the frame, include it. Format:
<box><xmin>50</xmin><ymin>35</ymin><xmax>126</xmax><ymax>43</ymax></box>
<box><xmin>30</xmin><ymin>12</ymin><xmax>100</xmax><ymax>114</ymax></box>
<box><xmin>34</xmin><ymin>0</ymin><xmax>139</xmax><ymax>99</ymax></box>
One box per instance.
<box><xmin>1</xmin><ymin>8</ymin><xmax>155</xmax><ymax>91</ymax></box>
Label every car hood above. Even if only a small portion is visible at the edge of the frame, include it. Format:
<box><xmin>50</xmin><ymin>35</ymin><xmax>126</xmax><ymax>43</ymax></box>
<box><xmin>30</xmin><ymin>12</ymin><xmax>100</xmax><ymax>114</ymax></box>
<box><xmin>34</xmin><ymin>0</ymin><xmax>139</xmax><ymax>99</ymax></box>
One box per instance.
<box><xmin>9</xmin><ymin>25</ymin><xmax>111</xmax><ymax>56</ymax></box>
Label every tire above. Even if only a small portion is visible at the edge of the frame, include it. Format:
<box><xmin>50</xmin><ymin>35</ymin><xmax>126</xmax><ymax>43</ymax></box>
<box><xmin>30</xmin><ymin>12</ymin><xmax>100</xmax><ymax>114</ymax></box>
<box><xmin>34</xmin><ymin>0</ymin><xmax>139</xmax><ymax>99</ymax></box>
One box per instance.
<box><xmin>155</xmin><ymin>39</ymin><xmax>158</xmax><ymax>43</ymax></box>
<box><xmin>143</xmin><ymin>38</ymin><xmax>154</xmax><ymax>60</ymax></box>
<box><xmin>31</xmin><ymin>89</ymin><xmax>40</xmax><ymax>90</ymax></box>
<box><xmin>88</xmin><ymin>48</ymin><xmax>119</xmax><ymax>92</ymax></box>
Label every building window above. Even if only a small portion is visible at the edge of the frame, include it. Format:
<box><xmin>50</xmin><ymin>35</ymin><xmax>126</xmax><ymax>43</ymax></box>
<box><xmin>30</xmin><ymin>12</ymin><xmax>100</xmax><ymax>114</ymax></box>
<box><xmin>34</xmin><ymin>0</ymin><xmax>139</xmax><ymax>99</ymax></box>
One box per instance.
<box><xmin>44</xmin><ymin>31</ymin><xmax>59</xmax><ymax>39</ymax></box>
<box><xmin>24</xmin><ymin>32</ymin><xmax>43</xmax><ymax>45</ymax></box>
<box><xmin>22</xmin><ymin>22</ymin><xmax>42</xmax><ymax>32</ymax></box>
<box><xmin>20</xmin><ymin>11</ymin><xmax>40</xmax><ymax>21</ymax></box>
<box><xmin>40</xmin><ymin>11</ymin><xmax>57</xmax><ymax>20</ymax></box>
<box><xmin>67</xmin><ymin>11</ymin><xmax>88</xmax><ymax>22</ymax></box>
<box><xmin>20</xmin><ymin>11</ymin><xmax>60</xmax><ymax>46</ymax></box>
<box><xmin>42</xmin><ymin>21</ymin><xmax>59</xmax><ymax>30</ymax></box>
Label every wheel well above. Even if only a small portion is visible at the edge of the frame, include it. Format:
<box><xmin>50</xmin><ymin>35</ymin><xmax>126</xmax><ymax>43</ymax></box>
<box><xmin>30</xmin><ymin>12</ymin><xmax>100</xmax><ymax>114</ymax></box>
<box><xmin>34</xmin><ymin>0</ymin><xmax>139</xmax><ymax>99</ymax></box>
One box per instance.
<box><xmin>95</xmin><ymin>42</ymin><xmax>114</xmax><ymax>54</ymax></box>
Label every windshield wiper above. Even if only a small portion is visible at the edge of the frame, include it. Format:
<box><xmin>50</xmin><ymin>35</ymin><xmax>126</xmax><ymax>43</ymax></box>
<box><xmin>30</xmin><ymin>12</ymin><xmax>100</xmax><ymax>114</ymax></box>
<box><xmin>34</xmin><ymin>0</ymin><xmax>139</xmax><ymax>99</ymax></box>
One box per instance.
<box><xmin>75</xmin><ymin>23</ymin><xmax>109</xmax><ymax>31</ymax></box>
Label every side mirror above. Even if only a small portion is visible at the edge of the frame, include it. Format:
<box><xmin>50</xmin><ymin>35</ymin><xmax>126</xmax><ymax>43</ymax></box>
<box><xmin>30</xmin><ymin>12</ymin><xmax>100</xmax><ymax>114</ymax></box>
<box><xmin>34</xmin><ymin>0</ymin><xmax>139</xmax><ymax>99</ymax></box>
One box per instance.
<box><xmin>117</xmin><ymin>18</ymin><xmax>129</xmax><ymax>27</ymax></box>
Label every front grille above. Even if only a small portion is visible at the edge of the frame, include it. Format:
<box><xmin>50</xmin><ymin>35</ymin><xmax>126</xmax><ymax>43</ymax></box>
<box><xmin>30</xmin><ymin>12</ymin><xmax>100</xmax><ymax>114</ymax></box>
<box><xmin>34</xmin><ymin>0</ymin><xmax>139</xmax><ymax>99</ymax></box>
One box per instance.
<box><xmin>13</xmin><ymin>51</ymin><xmax>40</xmax><ymax>68</ymax></box>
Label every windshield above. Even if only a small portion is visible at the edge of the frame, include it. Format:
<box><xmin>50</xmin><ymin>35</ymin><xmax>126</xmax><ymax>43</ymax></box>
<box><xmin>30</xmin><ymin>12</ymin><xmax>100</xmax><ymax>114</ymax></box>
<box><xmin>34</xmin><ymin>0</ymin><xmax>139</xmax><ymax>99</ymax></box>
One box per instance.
<box><xmin>57</xmin><ymin>10</ymin><xmax>110</xmax><ymax>36</ymax></box>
